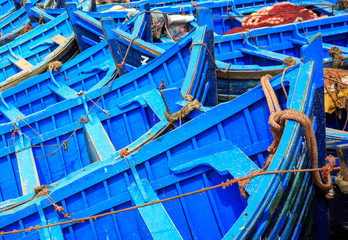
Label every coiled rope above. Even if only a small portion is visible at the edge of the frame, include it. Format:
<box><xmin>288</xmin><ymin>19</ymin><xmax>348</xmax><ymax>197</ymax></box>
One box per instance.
<box><xmin>260</xmin><ymin>74</ymin><xmax>334</xmax><ymax>195</ymax></box>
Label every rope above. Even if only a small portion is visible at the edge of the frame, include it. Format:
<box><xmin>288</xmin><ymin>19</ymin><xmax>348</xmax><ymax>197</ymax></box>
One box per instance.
<box><xmin>280</xmin><ymin>66</ymin><xmax>294</xmax><ymax>99</ymax></box>
<box><xmin>324</xmin><ymin>69</ymin><xmax>348</xmax><ymax>117</ymax></box>
<box><xmin>48</xmin><ymin>61</ymin><xmax>62</xmax><ymax>72</ymax></box>
<box><xmin>116</xmin><ymin>36</ymin><xmax>139</xmax><ymax>71</ymax></box>
<box><xmin>44</xmin><ymin>194</ymin><xmax>71</xmax><ymax>219</ymax></box>
<box><xmin>163</xmin><ymin>18</ymin><xmax>175</xmax><ymax>42</ymax></box>
<box><xmin>188</xmin><ymin>43</ymin><xmax>238</xmax><ymax>75</ymax></box>
<box><xmin>335</xmin><ymin>0</ymin><xmax>348</xmax><ymax>10</ymax></box>
<box><xmin>3</xmin><ymin>17</ymin><xmax>30</xmax><ymax>39</ymax></box>
<box><xmin>283</xmin><ymin>56</ymin><xmax>297</xmax><ymax>67</ymax></box>
<box><xmin>260</xmin><ymin>75</ymin><xmax>281</xmax><ymax>115</ymax></box>
<box><xmin>164</xmin><ymin>95</ymin><xmax>202</xmax><ymax>126</ymax></box>
<box><xmin>16</xmin><ymin>116</ymin><xmax>44</xmax><ymax>141</ymax></box>
<box><xmin>0</xmin><ymin>165</ymin><xmax>340</xmax><ymax>236</ymax></box>
<box><xmin>329</xmin><ymin>46</ymin><xmax>344</xmax><ymax>68</ymax></box>
<box><xmin>11</xmin><ymin>124</ymin><xmax>31</xmax><ymax>143</ymax></box>
<box><xmin>15</xmin><ymin>144</ymin><xmax>63</xmax><ymax>154</ymax></box>
<box><xmin>324</xmin><ymin>76</ymin><xmax>348</xmax><ymax>87</ymax></box>
<box><xmin>159</xmin><ymin>80</ymin><xmax>166</xmax><ymax>89</ymax></box>
<box><xmin>260</xmin><ymin>74</ymin><xmax>334</xmax><ymax>194</ymax></box>
<box><xmin>78</xmin><ymin>91</ymin><xmax>110</xmax><ymax>118</ymax></box>
<box><xmin>189</xmin><ymin>42</ymin><xmax>223</xmax><ymax>72</ymax></box>
<box><xmin>39</xmin><ymin>15</ymin><xmax>45</xmax><ymax>25</ymax></box>
<box><xmin>34</xmin><ymin>71</ymin><xmax>120</xmax><ymax>159</ymax></box>
<box><xmin>0</xmin><ymin>185</ymin><xmax>52</xmax><ymax>213</ymax></box>
<box><xmin>19</xmin><ymin>23</ymin><xmax>33</xmax><ymax>36</ymax></box>
<box><xmin>241</xmin><ymin>29</ymin><xmax>256</xmax><ymax>46</ymax></box>
<box><xmin>336</xmin><ymin>173</ymin><xmax>348</xmax><ymax>193</ymax></box>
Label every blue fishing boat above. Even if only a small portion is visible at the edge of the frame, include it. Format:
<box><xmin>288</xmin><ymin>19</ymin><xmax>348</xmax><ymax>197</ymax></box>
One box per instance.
<box><xmin>0</xmin><ymin>0</ymin><xmax>17</xmax><ymax>21</ymax></box>
<box><xmin>0</xmin><ymin>9</ymin><xmax>215</xmax><ymax>204</ymax></box>
<box><xmin>0</xmin><ymin>7</ymin><xmax>32</xmax><ymax>46</ymax></box>
<box><xmin>0</xmin><ymin>30</ymin><xmax>325</xmax><ymax>239</ymax></box>
<box><xmin>96</xmin><ymin>0</ymin><xmax>212</xmax><ymax>12</ymax></box>
<box><xmin>0</xmin><ymin>0</ymin><xmax>107</xmax><ymax>48</ymax></box>
<box><xmin>0</xmin><ymin>11</ymin><xmax>77</xmax><ymax>90</ymax></box>
<box><xmin>326</xmin><ymin>128</ymin><xmax>348</xmax><ymax>152</ymax></box>
<box><xmin>0</xmin><ymin>0</ymin><xmax>131</xmax><ymax>91</ymax></box>
<box><xmin>213</xmin><ymin>13</ymin><xmax>347</xmax><ymax>83</ymax></box>
<box><xmin>98</xmin><ymin>8</ymin><xmax>345</xmax><ymax>97</ymax></box>
<box><xmin>0</xmin><ymin>1</ymin><xmax>57</xmax><ymax>47</ymax></box>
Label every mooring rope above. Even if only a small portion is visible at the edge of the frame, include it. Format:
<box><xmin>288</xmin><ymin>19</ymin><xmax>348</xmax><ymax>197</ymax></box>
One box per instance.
<box><xmin>260</xmin><ymin>74</ymin><xmax>334</xmax><ymax>195</ymax></box>
<box><xmin>0</xmin><ymin>164</ymin><xmax>339</xmax><ymax>236</ymax></box>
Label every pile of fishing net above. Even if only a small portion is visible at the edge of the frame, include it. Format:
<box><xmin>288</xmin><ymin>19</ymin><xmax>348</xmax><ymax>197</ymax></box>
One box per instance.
<box><xmin>324</xmin><ymin>69</ymin><xmax>348</xmax><ymax>116</ymax></box>
<box><xmin>224</xmin><ymin>2</ymin><xmax>320</xmax><ymax>35</ymax></box>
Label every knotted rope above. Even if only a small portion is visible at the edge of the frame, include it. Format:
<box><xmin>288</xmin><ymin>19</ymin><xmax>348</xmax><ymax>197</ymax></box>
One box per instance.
<box><xmin>0</xmin><ymin>185</ymin><xmax>53</xmax><ymax>213</ymax></box>
<box><xmin>335</xmin><ymin>0</ymin><xmax>348</xmax><ymax>10</ymax></box>
<box><xmin>48</xmin><ymin>61</ymin><xmax>62</xmax><ymax>72</ymax></box>
<box><xmin>283</xmin><ymin>56</ymin><xmax>297</xmax><ymax>67</ymax></box>
<box><xmin>329</xmin><ymin>46</ymin><xmax>344</xmax><ymax>68</ymax></box>
<box><xmin>159</xmin><ymin>80</ymin><xmax>166</xmax><ymax>89</ymax></box>
<box><xmin>336</xmin><ymin>174</ymin><xmax>348</xmax><ymax>194</ymax></box>
<box><xmin>47</xmin><ymin>60</ymin><xmax>74</xmax><ymax>84</ymax></box>
<box><xmin>19</xmin><ymin>23</ymin><xmax>33</xmax><ymax>36</ymax></box>
<box><xmin>39</xmin><ymin>15</ymin><xmax>45</xmax><ymax>25</ymax></box>
<box><xmin>164</xmin><ymin>95</ymin><xmax>202</xmax><ymax>126</ymax></box>
<box><xmin>260</xmin><ymin>74</ymin><xmax>334</xmax><ymax>194</ymax></box>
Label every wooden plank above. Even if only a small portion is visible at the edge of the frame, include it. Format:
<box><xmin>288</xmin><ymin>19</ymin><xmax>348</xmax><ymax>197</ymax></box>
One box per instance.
<box><xmin>13</xmin><ymin>58</ymin><xmax>34</xmax><ymax>70</ymax></box>
<box><xmin>51</xmin><ymin>34</ymin><xmax>67</xmax><ymax>45</ymax></box>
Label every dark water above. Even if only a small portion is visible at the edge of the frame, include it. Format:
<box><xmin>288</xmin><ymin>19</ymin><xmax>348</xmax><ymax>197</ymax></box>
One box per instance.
<box><xmin>329</xmin><ymin>186</ymin><xmax>348</xmax><ymax>240</ymax></box>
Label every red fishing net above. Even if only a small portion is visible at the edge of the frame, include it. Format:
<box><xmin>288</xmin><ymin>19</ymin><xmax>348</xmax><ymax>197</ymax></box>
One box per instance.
<box><xmin>224</xmin><ymin>2</ymin><xmax>320</xmax><ymax>35</ymax></box>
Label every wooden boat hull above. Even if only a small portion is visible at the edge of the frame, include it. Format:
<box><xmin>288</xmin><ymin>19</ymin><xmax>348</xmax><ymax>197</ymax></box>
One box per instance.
<box><xmin>0</xmin><ymin>22</ymin><xmax>212</xmax><ymax>202</ymax></box>
<box><xmin>326</xmin><ymin>128</ymin><xmax>348</xmax><ymax>151</ymax></box>
<box><xmin>214</xmin><ymin>14</ymin><xmax>348</xmax><ymax>98</ymax></box>
<box><xmin>0</xmin><ymin>0</ymin><xmax>16</xmax><ymax>21</ymax></box>
<box><xmin>0</xmin><ymin>33</ymin><xmax>324</xmax><ymax>240</ymax></box>
<box><xmin>0</xmin><ymin>12</ymin><xmax>77</xmax><ymax>90</ymax></box>
<box><xmin>2</xmin><ymin>36</ymin><xmax>77</xmax><ymax>90</ymax></box>
<box><xmin>0</xmin><ymin>8</ymin><xmax>29</xmax><ymax>47</ymax></box>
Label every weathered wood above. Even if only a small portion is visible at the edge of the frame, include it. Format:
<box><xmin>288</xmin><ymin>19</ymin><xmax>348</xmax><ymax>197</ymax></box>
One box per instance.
<box><xmin>337</xmin><ymin>144</ymin><xmax>348</xmax><ymax>181</ymax></box>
